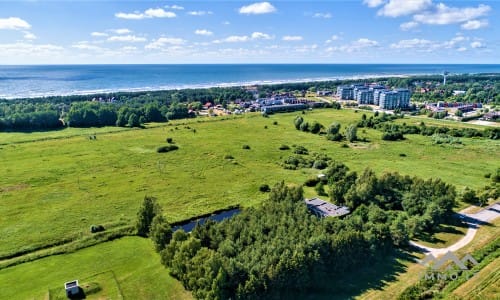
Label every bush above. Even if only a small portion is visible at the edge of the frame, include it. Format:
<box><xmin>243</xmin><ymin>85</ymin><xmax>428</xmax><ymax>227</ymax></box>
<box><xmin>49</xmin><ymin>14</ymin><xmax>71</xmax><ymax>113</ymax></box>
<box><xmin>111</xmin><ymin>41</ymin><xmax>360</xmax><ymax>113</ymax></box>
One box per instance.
<box><xmin>157</xmin><ymin>145</ymin><xmax>179</xmax><ymax>153</ymax></box>
<box><xmin>259</xmin><ymin>184</ymin><xmax>271</xmax><ymax>192</ymax></box>
<box><xmin>90</xmin><ymin>225</ymin><xmax>105</xmax><ymax>233</ymax></box>
<box><xmin>399</xmin><ymin>153</ymin><xmax>407</xmax><ymax>157</ymax></box>
<box><xmin>166</xmin><ymin>137</ymin><xmax>174</xmax><ymax>143</ymax></box>
<box><xmin>304</xmin><ymin>177</ymin><xmax>320</xmax><ymax>187</ymax></box>
<box><xmin>327</xmin><ymin>133</ymin><xmax>343</xmax><ymax>141</ymax></box>
<box><xmin>273</xmin><ymin>121</ymin><xmax>278</xmax><ymax>125</ymax></box>
<box><xmin>242</xmin><ymin>144</ymin><xmax>251</xmax><ymax>150</ymax></box>
<box><xmin>382</xmin><ymin>131</ymin><xmax>405</xmax><ymax>141</ymax></box>
<box><xmin>279</xmin><ymin>144</ymin><xmax>290</xmax><ymax>150</ymax></box>
<box><xmin>293</xmin><ymin>145</ymin><xmax>309</xmax><ymax>155</ymax></box>
<box><xmin>313</xmin><ymin>160</ymin><xmax>328</xmax><ymax>170</ymax></box>
<box><xmin>310</xmin><ymin>121</ymin><xmax>322</xmax><ymax>134</ymax></box>
<box><xmin>224</xmin><ymin>154</ymin><xmax>234</xmax><ymax>159</ymax></box>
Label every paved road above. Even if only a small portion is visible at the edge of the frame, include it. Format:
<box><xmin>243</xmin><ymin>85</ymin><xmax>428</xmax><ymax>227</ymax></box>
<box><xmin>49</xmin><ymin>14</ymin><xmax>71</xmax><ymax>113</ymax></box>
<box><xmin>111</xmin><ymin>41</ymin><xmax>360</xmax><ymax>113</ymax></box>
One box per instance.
<box><xmin>409</xmin><ymin>202</ymin><xmax>500</xmax><ymax>256</ymax></box>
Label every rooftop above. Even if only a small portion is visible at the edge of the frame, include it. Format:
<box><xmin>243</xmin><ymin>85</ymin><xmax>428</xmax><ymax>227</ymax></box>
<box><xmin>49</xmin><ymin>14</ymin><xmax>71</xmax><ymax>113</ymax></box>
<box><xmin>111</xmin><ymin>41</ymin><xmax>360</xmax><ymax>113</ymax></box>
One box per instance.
<box><xmin>305</xmin><ymin>198</ymin><xmax>350</xmax><ymax>218</ymax></box>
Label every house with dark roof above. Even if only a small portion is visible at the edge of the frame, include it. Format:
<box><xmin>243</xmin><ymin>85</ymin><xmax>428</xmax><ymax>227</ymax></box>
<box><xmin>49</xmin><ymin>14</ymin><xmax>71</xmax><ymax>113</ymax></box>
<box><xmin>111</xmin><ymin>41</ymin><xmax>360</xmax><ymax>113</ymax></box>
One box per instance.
<box><xmin>305</xmin><ymin>198</ymin><xmax>350</xmax><ymax>218</ymax></box>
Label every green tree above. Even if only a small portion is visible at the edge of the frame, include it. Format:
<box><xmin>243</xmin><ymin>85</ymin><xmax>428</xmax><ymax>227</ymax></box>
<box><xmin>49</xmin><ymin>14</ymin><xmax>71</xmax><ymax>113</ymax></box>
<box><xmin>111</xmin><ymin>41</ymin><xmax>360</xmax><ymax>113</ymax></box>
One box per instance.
<box><xmin>294</xmin><ymin>116</ymin><xmax>304</xmax><ymax>130</ymax></box>
<box><xmin>345</xmin><ymin>124</ymin><xmax>358</xmax><ymax>142</ymax></box>
<box><xmin>150</xmin><ymin>214</ymin><xmax>173</xmax><ymax>252</ymax></box>
<box><xmin>128</xmin><ymin>113</ymin><xmax>140</xmax><ymax>127</ymax></box>
<box><xmin>326</xmin><ymin>122</ymin><xmax>341</xmax><ymax>135</ymax></box>
<box><xmin>136</xmin><ymin>196</ymin><xmax>162</xmax><ymax>237</ymax></box>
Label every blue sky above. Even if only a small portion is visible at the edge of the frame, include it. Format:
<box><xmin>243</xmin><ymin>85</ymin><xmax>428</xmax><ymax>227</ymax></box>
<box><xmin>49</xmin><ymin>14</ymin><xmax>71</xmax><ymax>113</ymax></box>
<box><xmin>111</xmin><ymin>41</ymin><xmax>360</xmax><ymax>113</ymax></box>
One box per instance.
<box><xmin>0</xmin><ymin>0</ymin><xmax>498</xmax><ymax>64</ymax></box>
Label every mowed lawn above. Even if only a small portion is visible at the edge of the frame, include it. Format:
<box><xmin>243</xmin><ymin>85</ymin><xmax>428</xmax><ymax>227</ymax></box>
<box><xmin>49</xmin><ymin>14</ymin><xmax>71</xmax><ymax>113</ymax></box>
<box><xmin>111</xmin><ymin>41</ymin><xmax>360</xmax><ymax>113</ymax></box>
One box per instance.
<box><xmin>1</xmin><ymin>109</ymin><xmax>499</xmax><ymax>258</ymax></box>
<box><xmin>0</xmin><ymin>237</ymin><xmax>192</xmax><ymax>300</ymax></box>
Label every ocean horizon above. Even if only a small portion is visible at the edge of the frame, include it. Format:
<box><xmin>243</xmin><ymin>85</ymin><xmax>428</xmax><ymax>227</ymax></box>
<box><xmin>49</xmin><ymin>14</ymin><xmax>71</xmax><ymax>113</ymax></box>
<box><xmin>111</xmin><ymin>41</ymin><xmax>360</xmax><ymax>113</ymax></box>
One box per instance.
<box><xmin>1</xmin><ymin>64</ymin><xmax>499</xmax><ymax>99</ymax></box>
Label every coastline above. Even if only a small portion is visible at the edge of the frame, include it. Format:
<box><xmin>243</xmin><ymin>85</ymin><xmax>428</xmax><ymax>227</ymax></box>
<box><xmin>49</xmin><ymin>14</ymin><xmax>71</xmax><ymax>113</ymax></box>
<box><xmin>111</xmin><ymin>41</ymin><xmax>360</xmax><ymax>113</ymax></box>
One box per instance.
<box><xmin>1</xmin><ymin>63</ymin><xmax>499</xmax><ymax>100</ymax></box>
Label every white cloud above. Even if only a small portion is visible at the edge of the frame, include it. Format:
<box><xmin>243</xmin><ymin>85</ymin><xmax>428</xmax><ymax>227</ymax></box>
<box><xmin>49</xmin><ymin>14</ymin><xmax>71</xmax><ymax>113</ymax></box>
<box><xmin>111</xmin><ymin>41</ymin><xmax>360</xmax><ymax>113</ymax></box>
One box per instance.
<box><xmin>188</xmin><ymin>11</ymin><xmax>213</xmax><ymax>16</ymax></box>
<box><xmin>195</xmin><ymin>29</ymin><xmax>213</xmax><ymax>36</ymax></box>
<box><xmin>400</xmin><ymin>21</ymin><xmax>418</xmax><ymax>31</ymax></box>
<box><xmin>223</xmin><ymin>35</ymin><xmax>250</xmax><ymax>43</ymax></box>
<box><xmin>145</xmin><ymin>37</ymin><xmax>186</xmax><ymax>49</ymax></box>
<box><xmin>356</xmin><ymin>38</ymin><xmax>379</xmax><ymax>47</ymax></box>
<box><xmin>107</xmin><ymin>35</ymin><xmax>147</xmax><ymax>42</ymax></box>
<box><xmin>72</xmin><ymin>42</ymin><xmax>103</xmax><ymax>51</ymax></box>
<box><xmin>389</xmin><ymin>36</ymin><xmax>471</xmax><ymax>52</ymax></box>
<box><xmin>325</xmin><ymin>35</ymin><xmax>340</xmax><ymax>43</ymax></box>
<box><xmin>390</xmin><ymin>38</ymin><xmax>432</xmax><ymax>49</ymax></box>
<box><xmin>457</xmin><ymin>47</ymin><xmax>467</xmax><ymax>52</ymax></box>
<box><xmin>295</xmin><ymin>44</ymin><xmax>318</xmax><ymax>53</ymax></box>
<box><xmin>282</xmin><ymin>35</ymin><xmax>303</xmax><ymax>41</ymax></box>
<box><xmin>213</xmin><ymin>32</ymin><xmax>273</xmax><ymax>43</ymax></box>
<box><xmin>144</xmin><ymin>8</ymin><xmax>176</xmax><ymax>18</ymax></box>
<box><xmin>0</xmin><ymin>42</ymin><xmax>63</xmax><ymax>56</ymax></box>
<box><xmin>222</xmin><ymin>21</ymin><xmax>230</xmax><ymax>25</ymax></box>
<box><xmin>363</xmin><ymin>0</ymin><xmax>385</xmax><ymax>8</ymax></box>
<box><xmin>313</xmin><ymin>12</ymin><xmax>332</xmax><ymax>19</ymax></box>
<box><xmin>112</xmin><ymin>28</ymin><xmax>132</xmax><ymax>34</ymax></box>
<box><xmin>165</xmin><ymin>5</ymin><xmax>184</xmax><ymax>10</ymax></box>
<box><xmin>378</xmin><ymin>0</ymin><xmax>432</xmax><ymax>17</ymax></box>
<box><xmin>413</xmin><ymin>3</ymin><xmax>490</xmax><ymax>25</ymax></box>
<box><xmin>0</xmin><ymin>17</ymin><xmax>31</xmax><ymax>30</ymax></box>
<box><xmin>120</xmin><ymin>46</ymin><xmax>138</xmax><ymax>52</ymax></box>
<box><xmin>251</xmin><ymin>32</ymin><xmax>273</xmax><ymax>40</ymax></box>
<box><xmin>115</xmin><ymin>12</ymin><xmax>145</xmax><ymax>20</ymax></box>
<box><xmin>470</xmin><ymin>41</ymin><xmax>484</xmax><ymax>49</ymax></box>
<box><xmin>115</xmin><ymin>8</ymin><xmax>176</xmax><ymax>20</ymax></box>
<box><xmin>91</xmin><ymin>32</ymin><xmax>108</xmax><ymax>37</ymax></box>
<box><xmin>23</xmin><ymin>31</ymin><xmax>36</xmax><ymax>40</ymax></box>
<box><xmin>327</xmin><ymin>38</ymin><xmax>379</xmax><ymax>53</ymax></box>
<box><xmin>239</xmin><ymin>2</ymin><xmax>276</xmax><ymax>15</ymax></box>
<box><xmin>461</xmin><ymin>19</ymin><xmax>488</xmax><ymax>30</ymax></box>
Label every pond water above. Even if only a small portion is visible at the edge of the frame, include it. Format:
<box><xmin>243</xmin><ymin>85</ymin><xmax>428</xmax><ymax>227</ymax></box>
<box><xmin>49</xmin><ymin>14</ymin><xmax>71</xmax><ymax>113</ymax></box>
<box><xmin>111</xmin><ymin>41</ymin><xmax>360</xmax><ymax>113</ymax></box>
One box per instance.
<box><xmin>172</xmin><ymin>208</ymin><xmax>241</xmax><ymax>232</ymax></box>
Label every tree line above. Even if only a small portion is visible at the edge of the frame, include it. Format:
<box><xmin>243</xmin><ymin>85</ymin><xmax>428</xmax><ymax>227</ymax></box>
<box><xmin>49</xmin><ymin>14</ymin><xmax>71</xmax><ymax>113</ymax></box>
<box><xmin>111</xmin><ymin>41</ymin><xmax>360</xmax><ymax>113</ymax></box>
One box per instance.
<box><xmin>146</xmin><ymin>160</ymin><xmax>460</xmax><ymax>299</ymax></box>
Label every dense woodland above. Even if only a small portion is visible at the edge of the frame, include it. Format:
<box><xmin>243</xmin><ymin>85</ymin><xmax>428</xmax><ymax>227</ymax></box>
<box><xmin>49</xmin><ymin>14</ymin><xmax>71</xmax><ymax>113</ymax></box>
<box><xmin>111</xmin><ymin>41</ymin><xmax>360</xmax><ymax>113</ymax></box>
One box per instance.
<box><xmin>137</xmin><ymin>158</ymin><xmax>462</xmax><ymax>299</ymax></box>
<box><xmin>1</xmin><ymin>74</ymin><xmax>498</xmax><ymax>131</ymax></box>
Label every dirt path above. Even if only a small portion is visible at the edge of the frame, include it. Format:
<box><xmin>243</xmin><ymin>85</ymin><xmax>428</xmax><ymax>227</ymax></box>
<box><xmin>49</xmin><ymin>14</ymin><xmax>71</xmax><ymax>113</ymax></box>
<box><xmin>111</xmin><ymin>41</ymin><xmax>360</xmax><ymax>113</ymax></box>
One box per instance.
<box><xmin>409</xmin><ymin>203</ymin><xmax>500</xmax><ymax>256</ymax></box>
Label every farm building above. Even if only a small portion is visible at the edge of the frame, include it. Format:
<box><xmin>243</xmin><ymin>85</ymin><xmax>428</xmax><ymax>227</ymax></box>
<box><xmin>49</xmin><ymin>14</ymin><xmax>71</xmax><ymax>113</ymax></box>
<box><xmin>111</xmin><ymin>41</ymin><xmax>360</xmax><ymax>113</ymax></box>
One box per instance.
<box><xmin>305</xmin><ymin>198</ymin><xmax>350</xmax><ymax>218</ymax></box>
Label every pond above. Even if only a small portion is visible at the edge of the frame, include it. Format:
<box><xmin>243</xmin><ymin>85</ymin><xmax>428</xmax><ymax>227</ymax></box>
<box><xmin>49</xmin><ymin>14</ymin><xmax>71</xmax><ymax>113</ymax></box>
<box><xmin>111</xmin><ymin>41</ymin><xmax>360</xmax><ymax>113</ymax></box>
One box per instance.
<box><xmin>172</xmin><ymin>208</ymin><xmax>241</xmax><ymax>232</ymax></box>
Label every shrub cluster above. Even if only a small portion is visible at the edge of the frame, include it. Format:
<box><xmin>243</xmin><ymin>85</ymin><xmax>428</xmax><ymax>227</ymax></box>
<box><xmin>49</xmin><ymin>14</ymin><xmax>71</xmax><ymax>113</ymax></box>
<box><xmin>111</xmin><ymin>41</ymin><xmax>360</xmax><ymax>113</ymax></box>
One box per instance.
<box><xmin>157</xmin><ymin>144</ymin><xmax>179</xmax><ymax>153</ymax></box>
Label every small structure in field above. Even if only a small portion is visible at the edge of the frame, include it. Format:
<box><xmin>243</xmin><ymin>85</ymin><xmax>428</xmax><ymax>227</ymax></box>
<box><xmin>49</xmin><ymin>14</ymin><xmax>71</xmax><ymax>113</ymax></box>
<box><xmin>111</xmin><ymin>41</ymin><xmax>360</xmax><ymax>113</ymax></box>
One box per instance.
<box><xmin>305</xmin><ymin>197</ymin><xmax>350</xmax><ymax>218</ymax></box>
<box><xmin>64</xmin><ymin>280</ymin><xmax>79</xmax><ymax>298</ymax></box>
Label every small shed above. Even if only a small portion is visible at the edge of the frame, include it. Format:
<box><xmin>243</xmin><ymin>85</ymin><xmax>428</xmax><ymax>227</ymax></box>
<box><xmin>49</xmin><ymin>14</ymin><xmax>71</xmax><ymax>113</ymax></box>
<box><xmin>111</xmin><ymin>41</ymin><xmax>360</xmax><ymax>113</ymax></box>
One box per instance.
<box><xmin>64</xmin><ymin>280</ymin><xmax>79</xmax><ymax>297</ymax></box>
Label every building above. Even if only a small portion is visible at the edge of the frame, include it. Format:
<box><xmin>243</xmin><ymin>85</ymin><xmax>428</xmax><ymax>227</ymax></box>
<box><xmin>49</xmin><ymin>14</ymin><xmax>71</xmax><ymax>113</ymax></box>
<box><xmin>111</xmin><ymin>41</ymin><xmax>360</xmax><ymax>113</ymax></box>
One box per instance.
<box><xmin>373</xmin><ymin>89</ymin><xmax>387</xmax><ymax>106</ymax></box>
<box><xmin>396</xmin><ymin>88</ymin><xmax>411</xmax><ymax>108</ymax></box>
<box><xmin>336</xmin><ymin>85</ymin><xmax>354</xmax><ymax>100</ymax></box>
<box><xmin>379</xmin><ymin>91</ymin><xmax>399</xmax><ymax>109</ymax></box>
<box><xmin>379</xmin><ymin>89</ymin><xmax>410</xmax><ymax>110</ymax></box>
<box><xmin>65</xmin><ymin>280</ymin><xmax>80</xmax><ymax>298</ymax></box>
<box><xmin>356</xmin><ymin>89</ymin><xmax>374</xmax><ymax>105</ymax></box>
<box><xmin>261</xmin><ymin>103</ymin><xmax>308</xmax><ymax>114</ymax></box>
<box><xmin>305</xmin><ymin>198</ymin><xmax>350</xmax><ymax>218</ymax></box>
<box><xmin>317</xmin><ymin>90</ymin><xmax>333</xmax><ymax>96</ymax></box>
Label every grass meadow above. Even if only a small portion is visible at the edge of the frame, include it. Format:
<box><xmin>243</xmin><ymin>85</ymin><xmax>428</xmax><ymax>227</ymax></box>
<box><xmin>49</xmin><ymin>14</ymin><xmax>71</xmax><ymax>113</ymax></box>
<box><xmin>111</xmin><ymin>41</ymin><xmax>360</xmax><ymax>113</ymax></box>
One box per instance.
<box><xmin>0</xmin><ymin>237</ymin><xmax>192</xmax><ymax>300</ymax></box>
<box><xmin>1</xmin><ymin>109</ymin><xmax>498</xmax><ymax>260</ymax></box>
<box><xmin>0</xmin><ymin>109</ymin><xmax>498</xmax><ymax>299</ymax></box>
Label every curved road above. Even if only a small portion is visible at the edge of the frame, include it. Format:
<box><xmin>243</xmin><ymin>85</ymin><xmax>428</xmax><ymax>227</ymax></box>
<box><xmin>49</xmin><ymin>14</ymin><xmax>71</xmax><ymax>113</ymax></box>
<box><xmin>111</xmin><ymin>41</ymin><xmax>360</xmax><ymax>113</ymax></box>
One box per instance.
<box><xmin>410</xmin><ymin>202</ymin><xmax>500</xmax><ymax>256</ymax></box>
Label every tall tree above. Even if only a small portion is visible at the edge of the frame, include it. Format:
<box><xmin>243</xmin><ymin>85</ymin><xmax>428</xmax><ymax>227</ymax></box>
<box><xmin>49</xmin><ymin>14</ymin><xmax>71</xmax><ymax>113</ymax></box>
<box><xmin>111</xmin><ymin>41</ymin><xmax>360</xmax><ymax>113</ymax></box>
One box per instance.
<box><xmin>136</xmin><ymin>196</ymin><xmax>162</xmax><ymax>237</ymax></box>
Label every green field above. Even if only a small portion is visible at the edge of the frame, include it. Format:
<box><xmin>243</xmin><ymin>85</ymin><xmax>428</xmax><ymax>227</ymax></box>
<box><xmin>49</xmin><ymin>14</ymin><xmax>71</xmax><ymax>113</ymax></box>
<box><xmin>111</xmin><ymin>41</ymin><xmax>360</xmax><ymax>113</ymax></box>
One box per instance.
<box><xmin>1</xmin><ymin>109</ymin><xmax>499</xmax><ymax>261</ymax></box>
<box><xmin>0</xmin><ymin>110</ymin><xmax>500</xmax><ymax>257</ymax></box>
<box><xmin>0</xmin><ymin>108</ymin><xmax>499</xmax><ymax>300</ymax></box>
<box><xmin>0</xmin><ymin>237</ymin><xmax>191</xmax><ymax>300</ymax></box>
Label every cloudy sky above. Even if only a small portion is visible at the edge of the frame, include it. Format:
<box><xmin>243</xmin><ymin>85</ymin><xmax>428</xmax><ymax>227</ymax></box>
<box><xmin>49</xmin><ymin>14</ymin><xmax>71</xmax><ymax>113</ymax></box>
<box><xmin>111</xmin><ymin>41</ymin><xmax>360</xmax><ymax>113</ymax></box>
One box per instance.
<box><xmin>0</xmin><ymin>0</ymin><xmax>498</xmax><ymax>64</ymax></box>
